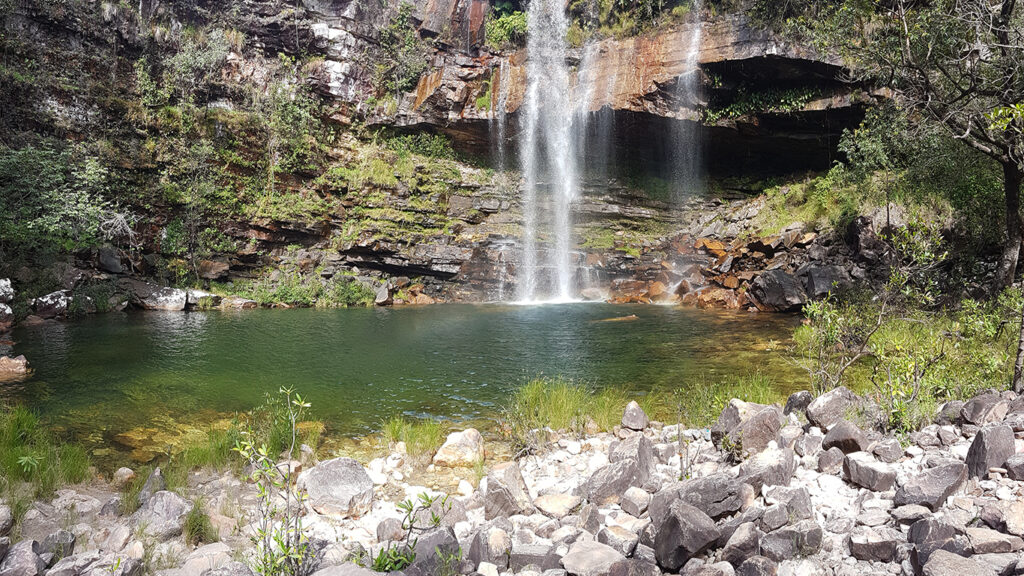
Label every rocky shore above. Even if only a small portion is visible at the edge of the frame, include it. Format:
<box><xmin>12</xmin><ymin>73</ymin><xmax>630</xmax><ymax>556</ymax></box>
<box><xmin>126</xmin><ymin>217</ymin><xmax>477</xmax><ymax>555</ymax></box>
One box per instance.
<box><xmin>3</xmin><ymin>386</ymin><xmax>1024</xmax><ymax>576</ymax></box>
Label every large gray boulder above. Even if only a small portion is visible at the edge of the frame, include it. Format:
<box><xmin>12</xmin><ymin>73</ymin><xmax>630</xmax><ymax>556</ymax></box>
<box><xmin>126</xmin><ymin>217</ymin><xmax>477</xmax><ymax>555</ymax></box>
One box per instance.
<box><xmin>908</xmin><ymin>519</ymin><xmax>969</xmax><ymax>566</ymax></box>
<box><xmin>894</xmin><ymin>462</ymin><xmax>967</xmax><ymax>511</ymax></box>
<box><xmin>749</xmin><ymin>270</ymin><xmax>807</xmax><ymax>312</ymax></box>
<box><xmin>0</xmin><ymin>540</ymin><xmax>45</xmax><ymax>576</ymax></box>
<box><xmin>721</xmin><ymin>522</ymin><xmax>762</xmax><ymax>567</ymax></box>
<box><xmin>738</xmin><ymin>446</ymin><xmax>796</xmax><ymax>494</ymax></box>
<box><xmin>711</xmin><ymin>401</ymin><xmax>783</xmax><ymax>456</ymax></box>
<box><xmin>966</xmin><ymin>425</ymin><xmax>1015</xmax><ymax>478</ymax></box>
<box><xmin>650</xmin><ymin>474</ymin><xmax>753</xmax><ymax>526</ymax></box>
<box><xmin>584</xmin><ymin>459</ymin><xmax>647</xmax><ymax>506</ymax></box>
<box><xmin>843</xmin><ymin>452</ymin><xmax>896</xmax><ymax>492</ymax></box>
<box><xmin>297</xmin><ymin>458</ymin><xmax>374</xmax><ymax>518</ymax></box>
<box><xmin>922</xmin><ymin>549</ymin><xmax>997</xmax><ymax>576</ymax></box>
<box><xmin>403</xmin><ymin>527</ymin><xmax>460</xmax><ymax>576</ymax></box>
<box><xmin>122</xmin><ymin>279</ymin><xmax>189</xmax><ymax>311</ymax></box>
<box><xmin>131</xmin><ymin>491</ymin><xmax>191</xmax><ymax>541</ymax></box>
<box><xmin>653</xmin><ymin>500</ymin><xmax>720</xmax><ymax>571</ymax></box>
<box><xmin>32</xmin><ymin>290</ymin><xmax>71</xmax><ymax>319</ymax></box>
<box><xmin>758</xmin><ymin>520</ymin><xmax>823</xmax><ymax>562</ymax></box>
<box><xmin>735</xmin><ymin>556</ymin><xmax>777</xmax><ymax>576</ymax></box>
<box><xmin>47</xmin><ymin>551</ymin><xmax>143</xmax><ymax>576</ymax></box>
<box><xmin>806</xmin><ymin>387</ymin><xmax>860</xmax><ymax>430</ymax></box>
<box><xmin>609</xmin><ymin>434</ymin><xmax>655</xmax><ymax>480</ymax></box>
<box><xmin>561</xmin><ymin>540</ymin><xmax>626</xmax><ymax>576</ymax></box>
<box><xmin>960</xmin><ymin>393</ymin><xmax>1009</xmax><ymax>426</ymax></box>
<box><xmin>485</xmin><ymin>462</ymin><xmax>535</xmax><ymax>519</ymax></box>
<box><xmin>468</xmin><ymin>526</ymin><xmax>512</xmax><ymax>570</ymax></box>
<box><xmin>822</xmin><ymin>421</ymin><xmax>869</xmax><ymax>454</ymax></box>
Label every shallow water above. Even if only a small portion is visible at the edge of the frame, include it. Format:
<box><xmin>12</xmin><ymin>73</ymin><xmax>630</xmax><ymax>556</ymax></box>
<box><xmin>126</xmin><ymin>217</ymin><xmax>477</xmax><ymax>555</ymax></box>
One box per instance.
<box><xmin>7</xmin><ymin>304</ymin><xmax>801</xmax><ymax>461</ymax></box>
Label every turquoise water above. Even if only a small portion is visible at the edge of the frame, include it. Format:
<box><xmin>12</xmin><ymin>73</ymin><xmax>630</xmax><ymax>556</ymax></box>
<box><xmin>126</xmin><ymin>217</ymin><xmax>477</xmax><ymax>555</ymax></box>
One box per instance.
<box><xmin>6</xmin><ymin>304</ymin><xmax>801</xmax><ymax>458</ymax></box>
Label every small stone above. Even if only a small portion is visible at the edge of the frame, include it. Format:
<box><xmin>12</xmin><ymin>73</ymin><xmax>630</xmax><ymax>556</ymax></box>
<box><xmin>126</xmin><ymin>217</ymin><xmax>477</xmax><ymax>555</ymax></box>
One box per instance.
<box><xmin>112</xmin><ymin>468</ymin><xmax>136</xmax><ymax>489</ymax></box>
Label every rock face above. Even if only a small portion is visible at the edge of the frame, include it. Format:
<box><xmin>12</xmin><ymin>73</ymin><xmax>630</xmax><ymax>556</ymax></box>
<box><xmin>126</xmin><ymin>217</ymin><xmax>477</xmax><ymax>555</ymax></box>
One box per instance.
<box><xmin>297</xmin><ymin>457</ymin><xmax>374</xmax><ymax>517</ymax></box>
<box><xmin>433</xmin><ymin>428</ymin><xmax>484</xmax><ymax>467</ymax></box>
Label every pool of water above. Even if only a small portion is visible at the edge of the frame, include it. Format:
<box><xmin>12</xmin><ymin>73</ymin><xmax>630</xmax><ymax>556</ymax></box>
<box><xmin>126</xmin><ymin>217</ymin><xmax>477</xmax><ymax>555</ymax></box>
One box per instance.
<box><xmin>6</xmin><ymin>304</ymin><xmax>801</xmax><ymax>461</ymax></box>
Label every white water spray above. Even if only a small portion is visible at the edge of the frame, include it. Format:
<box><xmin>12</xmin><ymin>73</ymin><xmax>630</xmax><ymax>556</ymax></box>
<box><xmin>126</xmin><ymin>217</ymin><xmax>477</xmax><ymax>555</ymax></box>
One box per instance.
<box><xmin>672</xmin><ymin>1</ymin><xmax>705</xmax><ymax>198</ymax></box>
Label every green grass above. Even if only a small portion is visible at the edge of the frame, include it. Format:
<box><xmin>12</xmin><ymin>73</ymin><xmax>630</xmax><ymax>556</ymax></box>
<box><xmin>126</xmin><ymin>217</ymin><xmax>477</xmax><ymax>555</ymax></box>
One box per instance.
<box><xmin>0</xmin><ymin>406</ymin><xmax>91</xmax><ymax>536</ymax></box>
<box><xmin>381</xmin><ymin>416</ymin><xmax>446</xmax><ymax>457</ymax></box>
<box><xmin>674</xmin><ymin>373</ymin><xmax>779</xmax><ymax>429</ymax></box>
<box><xmin>184</xmin><ymin>500</ymin><xmax>218</xmax><ymax>546</ymax></box>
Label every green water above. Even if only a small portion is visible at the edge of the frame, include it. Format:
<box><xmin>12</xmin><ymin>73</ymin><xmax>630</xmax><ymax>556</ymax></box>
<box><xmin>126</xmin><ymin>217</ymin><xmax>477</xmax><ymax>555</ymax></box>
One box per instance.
<box><xmin>7</xmin><ymin>304</ymin><xmax>802</xmax><ymax>460</ymax></box>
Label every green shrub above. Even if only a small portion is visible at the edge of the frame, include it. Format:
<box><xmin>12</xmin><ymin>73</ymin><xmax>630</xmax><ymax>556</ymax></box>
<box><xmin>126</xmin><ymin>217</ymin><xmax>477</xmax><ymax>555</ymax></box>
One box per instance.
<box><xmin>485</xmin><ymin>11</ymin><xmax>527</xmax><ymax>49</ymax></box>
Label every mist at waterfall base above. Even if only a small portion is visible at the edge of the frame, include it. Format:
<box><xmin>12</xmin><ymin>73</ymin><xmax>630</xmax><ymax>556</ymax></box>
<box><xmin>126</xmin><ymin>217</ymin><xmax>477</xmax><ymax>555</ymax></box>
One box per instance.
<box><xmin>491</xmin><ymin>0</ymin><xmax>707</xmax><ymax>303</ymax></box>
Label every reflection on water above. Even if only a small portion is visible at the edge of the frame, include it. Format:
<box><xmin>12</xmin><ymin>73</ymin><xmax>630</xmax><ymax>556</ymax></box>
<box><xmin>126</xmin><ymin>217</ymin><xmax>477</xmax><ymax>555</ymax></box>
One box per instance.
<box><xmin>10</xmin><ymin>304</ymin><xmax>802</xmax><ymax>461</ymax></box>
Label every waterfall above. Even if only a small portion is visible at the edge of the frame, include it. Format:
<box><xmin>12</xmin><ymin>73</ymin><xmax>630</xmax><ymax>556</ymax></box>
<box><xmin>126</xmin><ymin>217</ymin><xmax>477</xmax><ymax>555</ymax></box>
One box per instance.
<box><xmin>671</xmin><ymin>1</ymin><xmax>704</xmax><ymax>199</ymax></box>
<box><xmin>491</xmin><ymin>59</ymin><xmax>511</xmax><ymax>172</ymax></box>
<box><xmin>517</xmin><ymin>0</ymin><xmax>580</xmax><ymax>303</ymax></box>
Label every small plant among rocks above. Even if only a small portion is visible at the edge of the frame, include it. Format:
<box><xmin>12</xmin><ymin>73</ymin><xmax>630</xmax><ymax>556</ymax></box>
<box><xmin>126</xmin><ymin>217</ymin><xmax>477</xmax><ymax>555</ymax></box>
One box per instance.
<box><xmin>360</xmin><ymin>492</ymin><xmax>453</xmax><ymax>572</ymax></box>
<box><xmin>234</xmin><ymin>387</ymin><xmax>320</xmax><ymax>576</ymax></box>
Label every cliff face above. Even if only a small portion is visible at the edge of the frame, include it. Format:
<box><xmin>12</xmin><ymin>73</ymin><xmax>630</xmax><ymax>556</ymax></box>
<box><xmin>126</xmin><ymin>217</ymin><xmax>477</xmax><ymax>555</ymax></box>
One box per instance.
<box><xmin>0</xmin><ymin>0</ymin><xmax>869</xmax><ymax>307</ymax></box>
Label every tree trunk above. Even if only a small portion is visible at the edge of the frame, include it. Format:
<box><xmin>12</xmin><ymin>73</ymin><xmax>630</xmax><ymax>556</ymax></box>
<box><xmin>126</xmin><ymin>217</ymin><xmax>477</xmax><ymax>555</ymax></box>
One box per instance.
<box><xmin>1013</xmin><ymin>299</ymin><xmax>1024</xmax><ymax>393</ymax></box>
<box><xmin>997</xmin><ymin>162</ymin><xmax>1023</xmax><ymax>289</ymax></box>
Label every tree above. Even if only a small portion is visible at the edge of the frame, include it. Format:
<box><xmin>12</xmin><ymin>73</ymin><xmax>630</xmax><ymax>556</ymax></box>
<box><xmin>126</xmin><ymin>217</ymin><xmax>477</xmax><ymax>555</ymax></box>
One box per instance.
<box><xmin>802</xmin><ymin>0</ymin><xmax>1023</xmax><ymax>288</ymax></box>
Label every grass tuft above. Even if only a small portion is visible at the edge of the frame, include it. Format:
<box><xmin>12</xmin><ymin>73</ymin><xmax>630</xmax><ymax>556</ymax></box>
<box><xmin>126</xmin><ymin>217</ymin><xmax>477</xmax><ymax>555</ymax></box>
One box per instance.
<box><xmin>380</xmin><ymin>416</ymin><xmax>445</xmax><ymax>458</ymax></box>
<box><xmin>183</xmin><ymin>500</ymin><xmax>218</xmax><ymax>546</ymax></box>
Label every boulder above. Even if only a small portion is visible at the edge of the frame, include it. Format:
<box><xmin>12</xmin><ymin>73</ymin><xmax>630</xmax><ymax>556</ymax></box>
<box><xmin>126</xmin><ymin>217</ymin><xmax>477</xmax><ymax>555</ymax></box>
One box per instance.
<box><xmin>758</xmin><ymin>521</ymin><xmax>823</xmax><ymax>562</ymax></box>
<box><xmin>1004</xmin><ymin>454</ymin><xmax>1024</xmax><ymax>480</ymax></box>
<box><xmin>178</xmin><ymin>542</ymin><xmax>231</xmax><ymax>576</ymax></box>
<box><xmin>872</xmin><ymin>437</ymin><xmax>903</xmax><ymax>463</ymax></box>
<box><xmin>138</xmin><ymin>468</ymin><xmax>166</xmax><ymax>506</ymax></box>
<box><xmin>783</xmin><ymin>391</ymin><xmax>812</xmax><ymax>417</ymax></box>
<box><xmin>98</xmin><ymin>246</ymin><xmax>123</xmax><ymax>274</ymax></box>
<box><xmin>0</xmin><ymin>540</ymin><xmax>45</xmax><ymax>576</ymax></box>
<box><xmin>738</xmin><ymin>446</ymin><xmax>796</xmax><ymax>493</ymax></box>
<box><xmin>112</xmin><ymin>468</ymin><xmax>136</xmax><ymax>489</ymax></box>
<box><xmin>891</xmin><ymin>504</ymin><xmax>931</xmax><ymax>525</ymax></box>
<box><xmin>712</xmin><ymin>401</ymin><xmax>783</xmax><ymax>456</ymax></box>
<box><xmin>822</xmin><ymin>421</ymin><xmax>869</xmax><ymax>454</ymax></box>
<box><xmin>735</xmin><ymin>556</ymin><xmax>777</xmax><ymax>576</ymax></box>
<box><xmin>620</xmin><ymin>487</ymin><xmax>650</xmax><ymax>518</ymax></box>
<box><xmin>40</xmin><ymin>530</ymin><xmax>75</xmax><ymax>559</ymax></box>
<box><xmin>922</xmin><ymin>550</ymin><xmax>997</xmax><ymax>576</ymax></box>
<box><xmin>534</xmin><ymin>494</ymin><xmax>582</xmax><ymax>519</ymax></box>
<box><xmin>509</xmin><ymin>541</ymin><xmax>558</xmax><ymax>571</ymax></box>
<box><xmin>376</xmin><ymin>518</ymin><xmax>404</xmax><ymax>542</ymax></box>
<box><xmin>621</xmin><ymin>401</ymin><xmax>649</xmax><ymax>431</ymax></box>
<box><xmin>803</xmin><ymin>265</ymin><xmax>851</xmax><ymax>299</ymax></box>
<box><xmin>374</xmin><ymin>284</ymin><xmax>393</xmax><ymax>306</ymax></box>
<box><xmin>806</xmin><ymin>387</ymin><xmax>860</xmax><ymax>430</ymax></box>
<box><xmin>653</xmin><ymin>500</ymin><xmax>720</xmax><ymax>571</ymax></box>
<box><xmin>965</xmin><ymin>527</ymin><xmax>1024</xmax><ymax>554</ymax></box>
<box><xmin>849</xmin><ymin>526</ymin><xmax>903</xmax><ymax>562</ymax></box>
<box><xmin>404</xmin><ymin>526</ymin><xmax>459</xmax><ymax>576</ymax></box>
<box><xmin>561</xmin><ymin>540</ymin><xmax>626</xmax><ymax>576</ymax></box>
<box><xmin>908</xmin><ymin>519</ymin><xmax>968</xmax><ymax>566</ymax></box>
<box><xmin>131</xmin><ymin>491</ymin><xmax>191</xmax><ymax>541</ymax></box>
<box><xmin>960</xmin><ymin>394</ymin><xmax>1009</xmax><ymax>426</ymax></box>
<box><xmin>763</xmin><ymin>486</ymin><xmax>813</xmax><ymax>522</ymax></box>
<box><xmin>749</xmin><ymin>270</ymin><xmax>807</xmax><ymax>312</ymax></box>
<box><xmin>122</xmin><ymin>280</ymin><xmax>189</xmax><ymax>311</ymax></box>
<box><xmin>32</xmin><ymin>290</ymin><xmax>71</xmax><ymax>319</ymax></box>
<box><xmin>485</xmin><ymin>462</ymin><xmax>535</xmax><ymax>519</ymax></box>
<box><xmin>894</xmin><ymin>462</ymin><xmax>966</xmax><ymax>511</ymax></box>
<box><xmin>47</xmin><ymin>551</ymin><xmax>143</xmax><ymax>576</ymax></box>
<box><xmin>598</xmin><ymin>526</ymin><xmax>639</xmax><ymax>556</ymax></box>
<box><xmin>652</xmin><ymin>474</ymin><xmax>753</xmax><ymax>525</ymax></box>
<box><xmin>433</xmin><ymin>428</ymin><xmax>484</xmax><ymax>467</ymax></box>
<box><xmin>297</xmin><ymin>458</ymin><xmax>374</xmax><ymax>517</ymax></box>
<box><xmin>0</xmin><ymin>356</ymin><xmax>29</xmax><ymax>379</ymax></box>
<box><xmin>979</xmin><ymin>501</ymin><xmax>1024</xmax><ymax>537</ymax></box>
<box><xmin>721</xmin><ymin>522</ymin><xmax>762</xmax><ymax>567</ymax></box>
<box><xmin>966</xmin><ymin>425</ymin><xmax>1015</xmax><ymax>478</ymax></box>
<box><xmin>792</xmin><ymin>434</ymin><xmax>822</xmax><ymax>458</ymax></box>
<box><xmin>843</xmin><ymin>452</ymin><xmax>896</xmax><ymax>491</ymax></box>
<box><xmin>468</xmin><ymin>526</ymin><xmax>511</xmax><ymax>570</ymax></box>
<box><xmin>0</xmin><ymin>506</ymin><xmax>11</xmax><ymax>536</ymax></box>
<box><xmin>609</xmin><ymin>434</ymin><xmax>656</xmax><ymax>479</ymax></box>
<box><xmin>584</xmin><ymin>459</ymin><xmax>647</xmax><ymax>506</ymax></box>
<box><xmin>608</xmin><ymin>558</ymin><xmax>661</xmax><ymax>576</ymax></box>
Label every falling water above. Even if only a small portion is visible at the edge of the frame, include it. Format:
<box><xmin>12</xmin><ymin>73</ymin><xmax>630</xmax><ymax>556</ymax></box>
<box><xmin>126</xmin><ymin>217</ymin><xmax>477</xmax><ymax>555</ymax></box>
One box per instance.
<box><xmin>671</xmin><ymin>1</ymin><xmax>705</xmax><ymax>199</ymax></box>
<box><xmin>517</xmin><ymin>0</ymin><xmax>580</xmax><ymax>303</ymax></box>
<box><xmin>491</xmin><ymin>59</ymin><xmax>511</xmax><ymax>172</ymax></box>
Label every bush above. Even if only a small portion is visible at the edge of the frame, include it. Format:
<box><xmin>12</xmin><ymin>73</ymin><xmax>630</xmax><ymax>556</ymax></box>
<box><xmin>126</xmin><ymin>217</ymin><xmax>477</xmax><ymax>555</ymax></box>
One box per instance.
<box><xmin>375</xmin><ymin>3</ymin><xmax>431</xmax><ymax>96</ymax></box>
<box><xmin>485</xmin><ymin>11</ymin><xmax>527</xmax><ymax>49</ymax></box>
